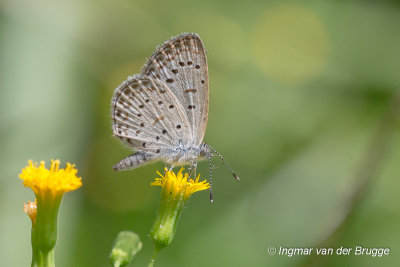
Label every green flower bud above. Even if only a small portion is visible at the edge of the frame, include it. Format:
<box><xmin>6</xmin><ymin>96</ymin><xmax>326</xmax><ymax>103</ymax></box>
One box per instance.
<box><xmin>109</xmin><ymin>231</ymin><xmax>142</xmax><ymax>267</ymax></box>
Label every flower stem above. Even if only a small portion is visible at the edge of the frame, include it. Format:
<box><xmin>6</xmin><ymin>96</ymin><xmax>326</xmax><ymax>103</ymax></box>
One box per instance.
<box><xmin>31</xmin><ymin>249</ymin><xmax>55</xmax><ymax>267</ymax></box>
<box><xmin>148</xmin><ymin>247</ymin><xmax>159</xmax><ymax>267</ymax></box>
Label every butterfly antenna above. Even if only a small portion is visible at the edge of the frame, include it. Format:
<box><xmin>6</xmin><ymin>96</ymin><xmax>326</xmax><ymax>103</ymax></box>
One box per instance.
<box><xmin>208</xmin><ymin>150</ymin><xmax>214</xmax><ymax>203</ymax></box>
<box><xmin>207</xmin><ymin>145</ymin><xmax>240</xmax><ymax>181</ymax></box>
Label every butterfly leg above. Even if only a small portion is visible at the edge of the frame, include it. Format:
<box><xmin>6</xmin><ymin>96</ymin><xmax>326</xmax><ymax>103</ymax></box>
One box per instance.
<box><xmin>163</xmin><ymin>164</ymin><xmax>167</xmax><ymax>175</ymax></box>
<box><xmin>188</xmin><ymin>161</ymin><xmax>197</xmax><ymax>179</ymax></box>
<box><xmin>162</xmin><ymin>165</ymin><xmax>175</xmax><ymax>176</ymax></box>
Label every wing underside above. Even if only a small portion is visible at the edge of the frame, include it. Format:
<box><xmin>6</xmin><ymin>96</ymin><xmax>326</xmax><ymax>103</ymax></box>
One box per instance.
<box><xmin>111</xmin><ymin>74</ymin><xmax>192</xmax><ymax>155</ymax></box>
<box><xmin>142</xmin><ymin>33</ymin><xmax>209</xmax><ymax>147</ymax></box>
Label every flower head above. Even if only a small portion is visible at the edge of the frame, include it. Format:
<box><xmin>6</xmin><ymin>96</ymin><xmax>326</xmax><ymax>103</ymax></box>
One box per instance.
<box><xmin>151</xmin><ymin>168</ymin><xmax>209</xmax><ymax>200</ymax></box>
<box><xmin>20</xmin><ymin>159</ymin><xmax>82</xmax><ymax>198</ymax></box>
<box><xmin>150</xmin><ymin>168</ymin><xmax>209</xmax><ymax>252</ymax></box>
<box><xmin>19</xmin><ymin>159</ymin><xmax>82</xmax><ymax>264</ymax></box>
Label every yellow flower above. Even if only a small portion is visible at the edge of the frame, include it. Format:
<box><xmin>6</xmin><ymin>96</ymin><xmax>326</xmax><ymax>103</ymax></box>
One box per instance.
<box><xmin>19</xmin><ymin>159</ymin><xmax>82</xmax><ymax>267</ymax></box>
<box><xmin>151</xmin><ymin>168</ymin><xmax>209</xmax><ymax>199</ymax></box>
<box><xmin>19</xmin><ymin>159</ymin><xmax>82</xmax><ymax>197</ymax></box>
<box><xmin>150</xmin><ymin>168</ymin><xmax>209</xmax><ymax>254</ymax></box>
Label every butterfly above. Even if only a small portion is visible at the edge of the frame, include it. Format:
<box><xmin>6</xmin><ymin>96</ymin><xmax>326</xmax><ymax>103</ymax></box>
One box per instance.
<box><xmin>111</xmin><ymin>33</ymin><xmax>238</xmax><ymax>201</ymax></box>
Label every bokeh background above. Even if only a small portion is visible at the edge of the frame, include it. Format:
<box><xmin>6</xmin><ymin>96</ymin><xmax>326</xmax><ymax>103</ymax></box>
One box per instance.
<box><xmin>1</xmin><ymin>0</ymin><xmax>400</xmax><ymax>266</ymax></box>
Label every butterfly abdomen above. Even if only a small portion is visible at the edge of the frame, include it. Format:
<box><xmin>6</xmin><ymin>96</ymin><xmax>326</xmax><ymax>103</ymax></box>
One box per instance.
<box><xmin>113</xmin><ymin>151</ymin><xmax>157</xmax><ymax>171</ymax></box>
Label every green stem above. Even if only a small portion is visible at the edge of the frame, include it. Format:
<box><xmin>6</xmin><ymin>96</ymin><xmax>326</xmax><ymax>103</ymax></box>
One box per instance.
<box><xmin>31</xmin><ymin>249</ymin><xmax>55</xmax><ymax>267</ymax></box>
<box><xmin>148</xmin><ymin>248</ymin><xmax>159</xmax><ymax>267</ymax></box>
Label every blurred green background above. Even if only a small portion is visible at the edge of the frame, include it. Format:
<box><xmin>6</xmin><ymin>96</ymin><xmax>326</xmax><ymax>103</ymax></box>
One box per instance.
<box><xmin>1</xmin><ymin>0</ymin><xmax>400</xmax><ymax>266</ymax></box>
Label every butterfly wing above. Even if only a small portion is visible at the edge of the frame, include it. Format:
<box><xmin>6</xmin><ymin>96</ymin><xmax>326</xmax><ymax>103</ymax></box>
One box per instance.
<box><xmin>141</xmin><ymin>33</ymin><xmax>209</xmax><ymax>147</ymax></box>
<box><xmin>111</xmin><ymin>74</ymin><xmax>192</xmax><ymax>156</ymax></box>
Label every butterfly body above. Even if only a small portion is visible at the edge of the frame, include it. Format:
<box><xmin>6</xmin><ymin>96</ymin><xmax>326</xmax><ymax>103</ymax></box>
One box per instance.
<box><xmin>161</xmin><ymin>142</ymin><xmax>209</xmax><ymax>165</ymax></box>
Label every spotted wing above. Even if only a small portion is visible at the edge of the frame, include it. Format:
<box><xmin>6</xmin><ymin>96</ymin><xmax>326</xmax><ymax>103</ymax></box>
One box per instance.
<box><xmin>111</xmin><ymin>74</ymin><xmax>192</xmax><ymax>155</ymax></box>
<box><xmin>141</xmin><ymin>33</ymin><xmax>209</xmax><ymax>147</ymax></box>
